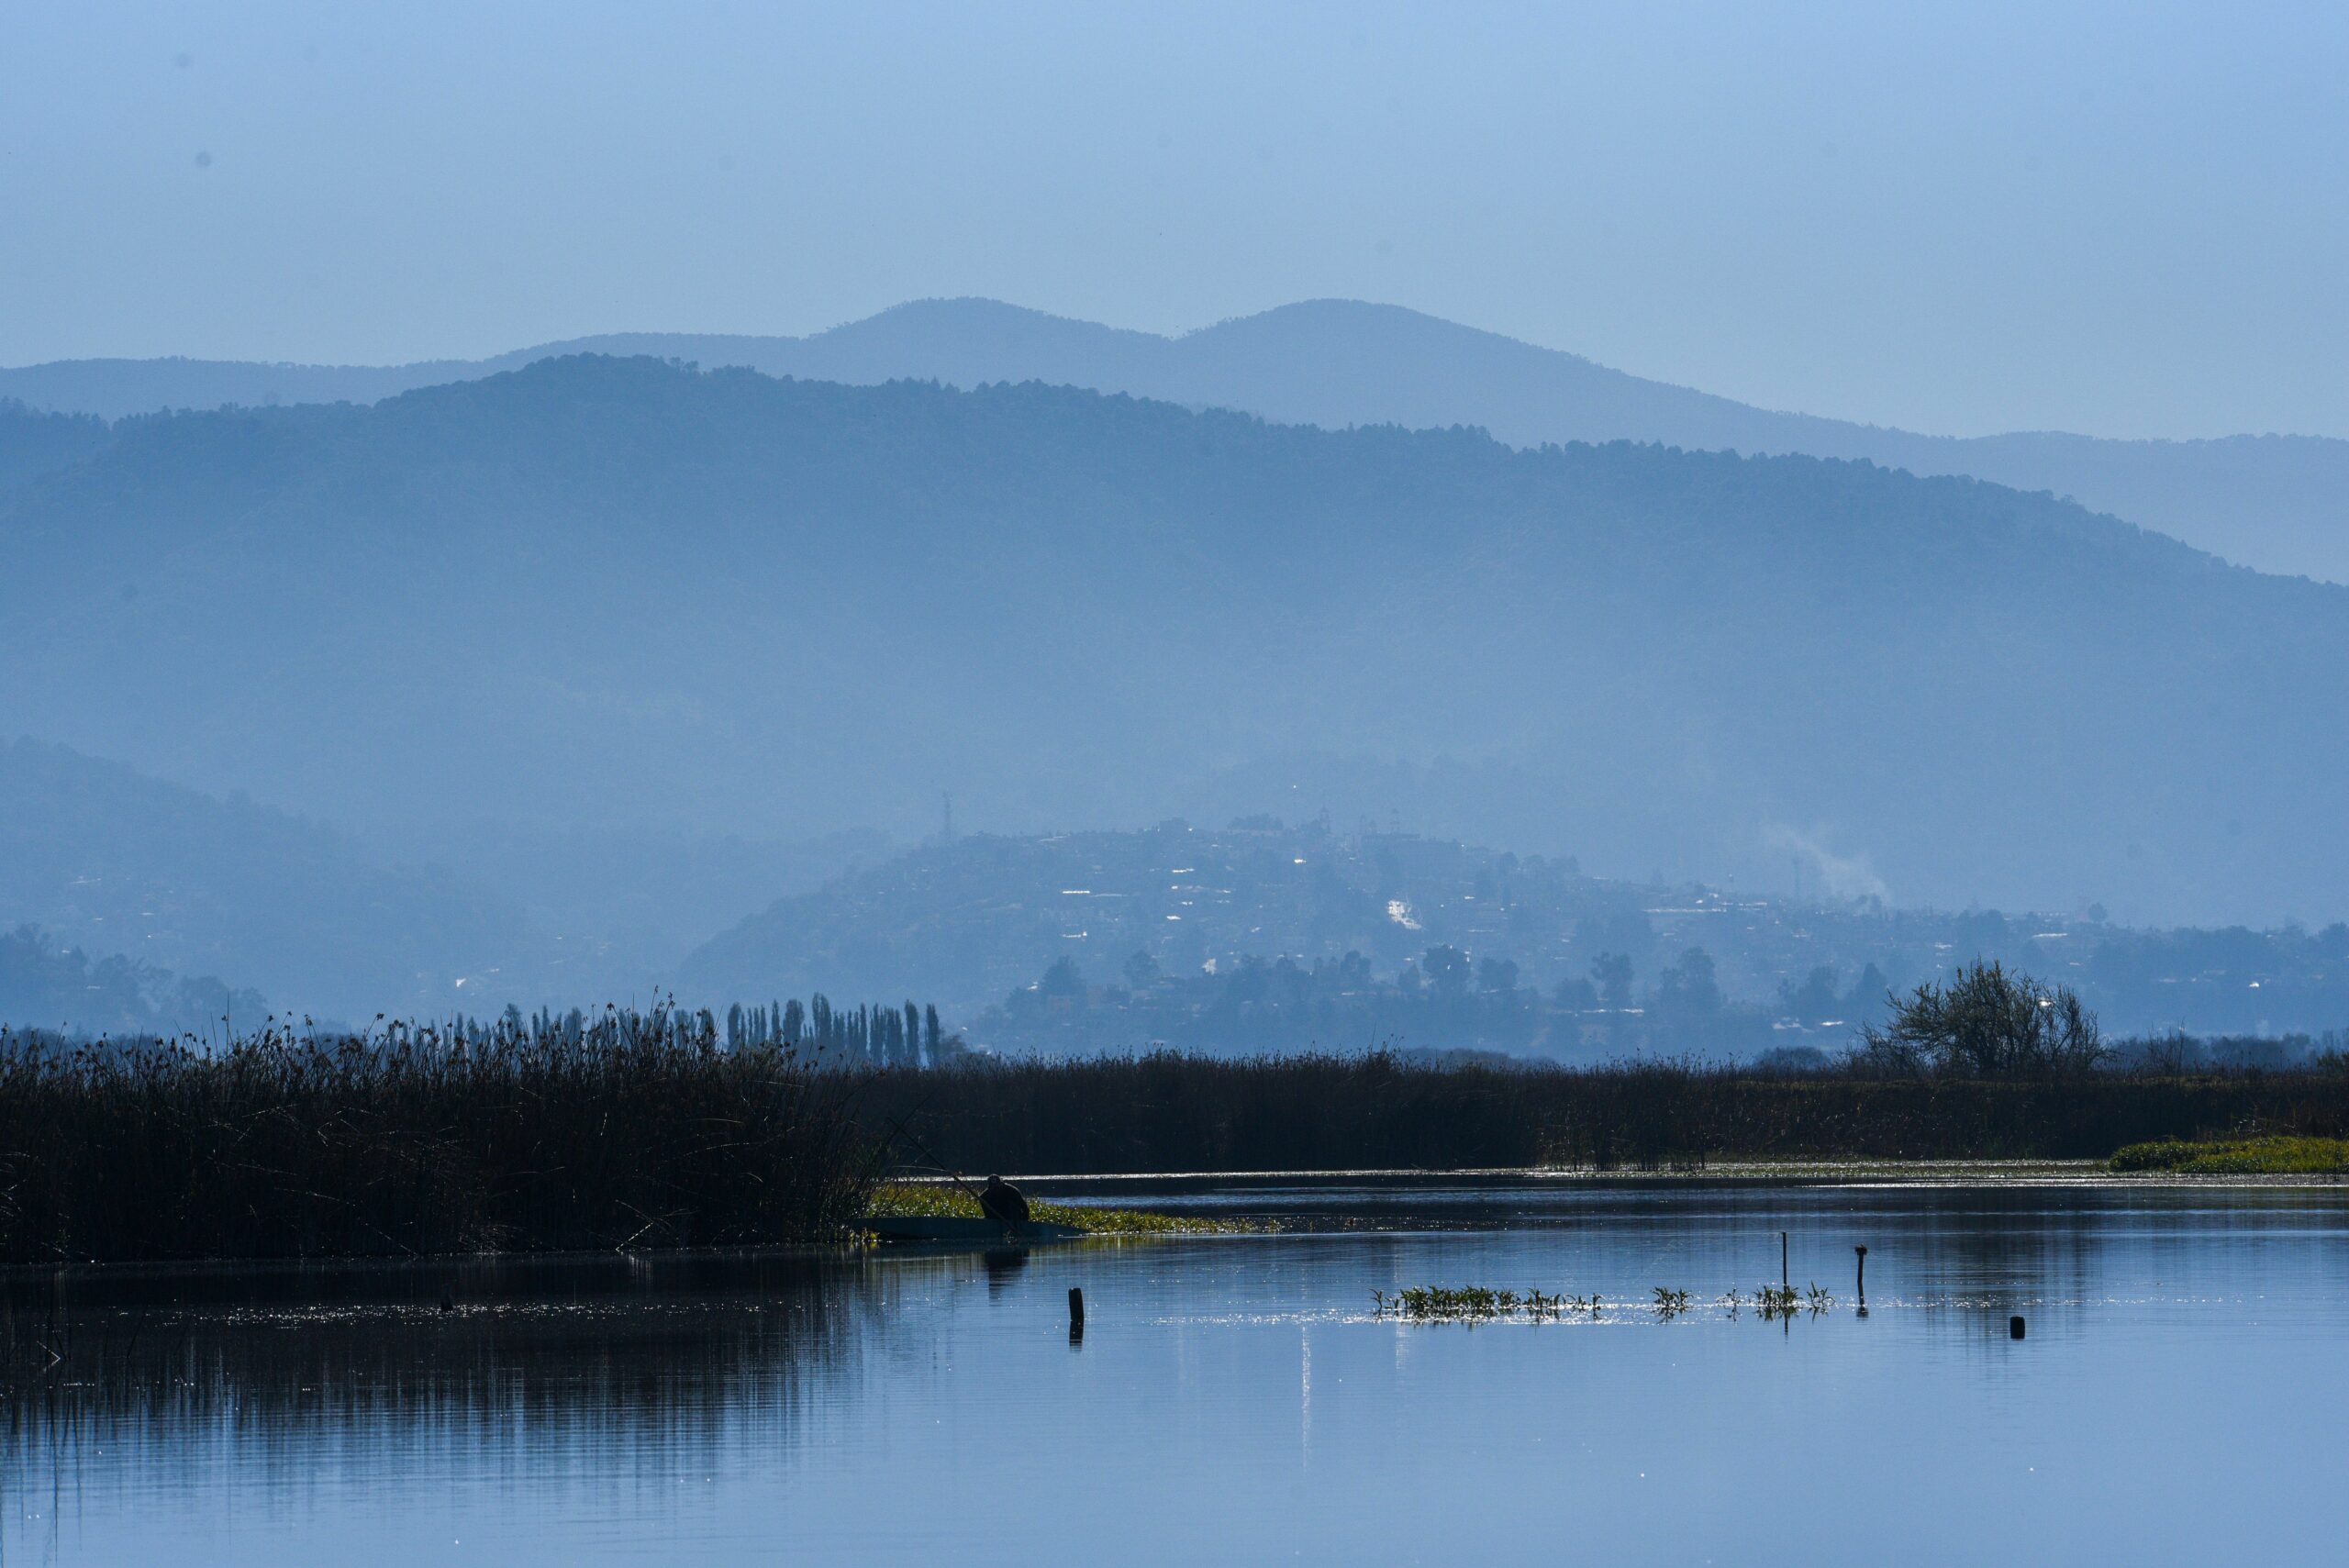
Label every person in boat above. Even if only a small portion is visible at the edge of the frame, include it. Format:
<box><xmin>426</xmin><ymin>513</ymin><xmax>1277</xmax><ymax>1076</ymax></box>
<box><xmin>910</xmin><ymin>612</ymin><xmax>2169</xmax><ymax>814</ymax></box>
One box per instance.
<box><xmin>978</xmin><ymin>1174</ymin><xmax>1030</xmax><ymax>1231</ymax></box>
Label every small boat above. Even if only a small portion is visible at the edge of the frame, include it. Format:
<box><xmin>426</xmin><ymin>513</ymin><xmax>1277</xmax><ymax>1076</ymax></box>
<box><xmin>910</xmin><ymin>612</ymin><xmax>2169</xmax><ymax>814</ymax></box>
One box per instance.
<box><xmin>862</xmin><ymin>1215</ymin><xmax>1087</xmax><ymax>1244</ymax></box>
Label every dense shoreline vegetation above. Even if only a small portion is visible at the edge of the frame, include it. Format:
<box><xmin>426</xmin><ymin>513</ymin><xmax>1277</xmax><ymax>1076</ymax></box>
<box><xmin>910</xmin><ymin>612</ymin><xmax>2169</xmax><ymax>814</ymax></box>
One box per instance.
<box><xmin>6</xmin><ymin>973</ymin><xmax>2346</xmax><ymax>1265</ymax></box>
<box><xmin>863</xmin><ymin>1051</ymin><xmax>2349</xmax><ymax>1174</ymax></box>
<box><xmin>0</xmin><ymin>1006</ymin><xmax>877</xmax><ymax>1266</ymax></box>
<box><xmin>866</xmin><ymin>967</ymin><xmax>2349</xmax><ymax>1174</ymax></box>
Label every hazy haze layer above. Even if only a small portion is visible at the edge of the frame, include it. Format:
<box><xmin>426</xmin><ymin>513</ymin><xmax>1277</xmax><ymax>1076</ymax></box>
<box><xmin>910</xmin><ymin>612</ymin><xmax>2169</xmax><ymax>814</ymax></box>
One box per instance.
<box><xmin>4</xmin><ymin>356</ymin><xmax>2343</xmax><ymax>931</ymax></box>
<box><xmin>4</xmin><ymin>2</ymin><xmax>2343</xmax><ymax>440</ymax></box>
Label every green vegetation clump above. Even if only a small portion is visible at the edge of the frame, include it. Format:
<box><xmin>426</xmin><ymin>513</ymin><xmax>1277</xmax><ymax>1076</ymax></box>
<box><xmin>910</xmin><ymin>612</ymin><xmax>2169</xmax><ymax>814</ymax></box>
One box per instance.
<box><xmin>1721</xmin><ymin>1284</ymin><xmax>1833</xmax><ymax>1320</ymax></box>
<box><xmin>864</xmin><ymin>1181</ymin><xmax>1241</xmax><ymax>1235</ymax></box>
<box><xmin>1374</xmin><ymin>1286</ymin><xmax>1600</xmax><ymax>1319</ymax></box>
<box><xmin>1375</xmin><ymin>1285</ymin><xmax>1543</xmax><ymax>1319</ymax></box>
<box><xmin>2109</xmin><ymin>1135</ymin><xmax>2349</xmax><ymax>1174</ymax></box>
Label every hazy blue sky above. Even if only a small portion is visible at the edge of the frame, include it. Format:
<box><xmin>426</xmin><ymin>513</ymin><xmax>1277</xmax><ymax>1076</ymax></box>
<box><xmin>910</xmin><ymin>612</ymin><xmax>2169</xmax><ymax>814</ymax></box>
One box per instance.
<box><xmin>4</xmin><ymin>1</ymin><xmax>2342</xmax><ymax>439</ymax></box>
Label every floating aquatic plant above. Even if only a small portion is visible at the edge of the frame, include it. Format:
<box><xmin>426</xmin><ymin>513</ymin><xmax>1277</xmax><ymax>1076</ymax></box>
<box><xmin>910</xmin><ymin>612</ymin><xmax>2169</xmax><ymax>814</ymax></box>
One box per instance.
<box><xmin>1375</xmin><ymin>1285</ymin><xmax>1521</xmax><ymax>1319</ymax></box>
<box><xmin>1370</xmin><ymin>1281</ymin><xmax>1831</xmax><ymax>1324</ymax></box>
<box><xmin>1373</xmin><ymin>1285</ymin><xmax>1598</xmax><ymax>1320</ymax></box>
<box><xmin>2110</xmin><ymin>1134</ymin><xmax>2349</xmax><ymax>1175</ymax></box>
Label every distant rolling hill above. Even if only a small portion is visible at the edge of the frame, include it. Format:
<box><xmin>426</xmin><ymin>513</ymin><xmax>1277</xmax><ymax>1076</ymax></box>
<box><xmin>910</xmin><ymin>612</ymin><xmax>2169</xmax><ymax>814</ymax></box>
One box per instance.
<box><xmin>0</xmin><ymin>736</ymin><xmax>892</xmax><ymax>1024</ymax></box>
<box><xmin>0</xmin><ymin>738</ymin><xmax>531</xmax><ymax>1020</ymax></box>
<box><xmin>3</xmin><ymin>354</ymin><xmax>2344</xmax><ymax>929</ymax></box>
<box><xmin>676</xmin><ymin>822</ymin><xmax>2349</xmax><ymax>1047</ymax></box>
<box><xmin>6</xmin><ymin>298</ymin><xmax>2345</xmax><ymax>582</ymax></box>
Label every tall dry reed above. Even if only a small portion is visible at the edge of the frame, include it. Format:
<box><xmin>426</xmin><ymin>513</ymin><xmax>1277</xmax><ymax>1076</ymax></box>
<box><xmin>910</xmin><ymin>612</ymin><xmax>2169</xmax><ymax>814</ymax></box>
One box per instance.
<box><xmin>0</xmin><ymin>1005</ymin><xmax>877</xmax><ymax>1264</ymax></box>
<box><xmin>852</xmin><ymin>1050</ymin><xmax>2349</xmax><ymax>1173</ymax></box>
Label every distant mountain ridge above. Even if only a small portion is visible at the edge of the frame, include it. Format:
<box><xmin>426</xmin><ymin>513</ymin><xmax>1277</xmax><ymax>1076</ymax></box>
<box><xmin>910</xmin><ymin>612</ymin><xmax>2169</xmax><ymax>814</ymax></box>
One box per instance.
<box><xmin>5</xmin><ymin>298</ymin><xmax>2344</xmax><ymax>582</ymax></box>
<box><xmin>4</xmin><ymin>354</ymin><xmax>2344</xmax><ymax>929</ymax></box>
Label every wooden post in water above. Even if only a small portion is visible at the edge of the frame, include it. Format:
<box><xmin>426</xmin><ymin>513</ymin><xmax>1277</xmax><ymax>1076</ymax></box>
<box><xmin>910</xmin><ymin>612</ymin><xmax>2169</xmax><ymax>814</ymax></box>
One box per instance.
<box><xmin>1781</xmin><ymin>1232</ymin><xmax>1789</xmax><ymax>1291</ymax></box>
<box><xmin>1069</xmin><ymin>1286</ymin><xmax>1085</xmax><ymax>1334</ymax></box>
<box><xmin>1854</xmin><ymin>1246</ymin><xmax>1867</xmax><ymax>1302</ymax></box>
<box><xmin>2009</xmin><ymin>1315</ymin><xmax>2025</xmax><ymax>1340</ymax></box>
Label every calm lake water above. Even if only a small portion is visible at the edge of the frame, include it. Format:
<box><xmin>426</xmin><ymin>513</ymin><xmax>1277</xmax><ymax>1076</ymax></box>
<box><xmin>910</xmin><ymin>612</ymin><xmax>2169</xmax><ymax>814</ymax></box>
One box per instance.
<box><xmin>5</xmin><ymin>1178</ymin><xmax>2344</xmax><ymax>1565</ymax></box>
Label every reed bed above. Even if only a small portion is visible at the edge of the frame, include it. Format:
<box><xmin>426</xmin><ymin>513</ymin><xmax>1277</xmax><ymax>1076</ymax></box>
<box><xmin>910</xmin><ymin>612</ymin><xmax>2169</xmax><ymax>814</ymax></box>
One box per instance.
<box><xmin>857</xmin><ymin>1050</ymin><xmax>2349</xmax><ymax>1173</ymax></box>
<box><xmin>0</xmin><ymin>1006</ymin><xmax>878</xmax><ymax>1265</ymax></box>
<box><xmin>11</xmin><ymin>1029</ymin><xmax>2345</xmax><ymax>1266</ymax></box>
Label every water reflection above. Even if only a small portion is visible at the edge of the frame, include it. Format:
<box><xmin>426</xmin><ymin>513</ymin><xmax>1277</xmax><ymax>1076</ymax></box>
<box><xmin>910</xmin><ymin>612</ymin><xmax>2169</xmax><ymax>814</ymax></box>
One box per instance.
<box><xmin>0</xmin><ymin>1250</ymin><xmax>887</xmax><ymax>1473</ymax></box>
<box><xmin>2</xmin><ymin>1184</ymin><xmax>2343</xmax><ymax>1566</ymax></box>
<box><xmin>980</xmin><ymin>1245</ymin><xmax>1029</xmax><ymax>1294</ymax></box>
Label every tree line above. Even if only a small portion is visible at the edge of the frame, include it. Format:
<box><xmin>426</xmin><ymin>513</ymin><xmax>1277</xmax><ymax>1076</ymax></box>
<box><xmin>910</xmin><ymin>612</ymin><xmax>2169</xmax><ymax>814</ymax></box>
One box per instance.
<box><xmin>721</xmin><ymin>995</ymin><xmax>963</xmax><ymax>1067</ymax></box>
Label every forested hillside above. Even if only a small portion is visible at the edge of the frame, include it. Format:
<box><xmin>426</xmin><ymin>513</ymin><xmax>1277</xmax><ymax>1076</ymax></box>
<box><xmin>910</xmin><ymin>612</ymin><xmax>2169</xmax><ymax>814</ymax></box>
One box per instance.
<box><xmin>5</xmin><ymin>356</ymin><xmax>2345</xmax><ymax>927</ymax></box>
<box><xmin>0</xmin><ymin>401</ymin><xmax>113</xmax><ymax>492</ymax></box>
<box><xmin>0</xmin><ymin>739</ymin><xmax>529</xmax><ymax>1019</ymax></box>
<box><xmin>11</xmin><ymin>299</ymin><xmax>2344</xmax><ymax>580</ymax></box>
<box><xmin>0</xmin><ymin>924</ymin><xmax>267</xmax><ymax>1040</ymax></box>
<box><xmin>683</xmin><ymin>821</ymin><xmax>2349</xmax><ymax>1054</ymax></box>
